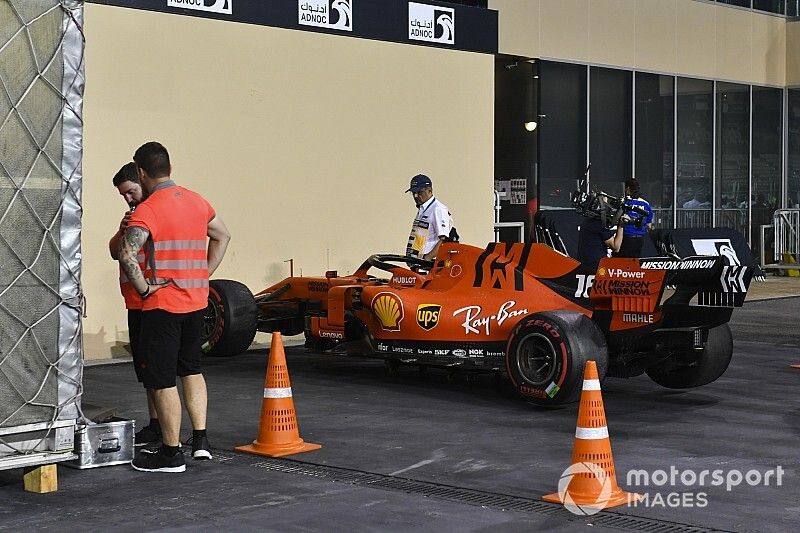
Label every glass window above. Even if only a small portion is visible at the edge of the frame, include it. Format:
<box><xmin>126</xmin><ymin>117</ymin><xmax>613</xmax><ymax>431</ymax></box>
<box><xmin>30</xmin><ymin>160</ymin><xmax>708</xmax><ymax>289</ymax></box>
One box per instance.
<box><xmin>539</xmin><ymin>61</ymin><xmax>587</xmax><ymax>208</ymax></box>
<box><xmin>788</xmin><ymin>89</ymin><xmax>800</xmax><ymax>208</ymax></box>
<box><xmin>494</xmin><ymin>56</ymin><xmax>537</xmax><ymax>241</ymax></box>
<box><xmin>635</xmin><ymin>73</ymin><xmax>674</xmax><ymax>228</ymax></box>
<box><xmin>751</xmin><ymin>86</ymin><xmax>782</xmax><ymax>261</ymax></box>
<box><xmin>789</xmin><ymin>1</ymin><xmax>800</xmax><ymax>16</ymax></box>
<box><xmin>677</xmin><ymin>78</ymin><xmax>714</xmax><ymax>228</ymax></box>
<box><xmin>717</xmin><ymin>0</ymin><xmax>751</xmax><ymax>7</ymax></box>
<box><xmin>589</xmin><ymin>67</ymin><xmax>632</xmax><ymax>198</ymax></box>
<box><xmin>753</xmin><ymin>0</ymin><xmax>784</xmax><ymax>14</ymax></box>
<box><xmin>715</xmin><ymin>82</ymin><xmax>749</xmax><ymax>237</ymax></box>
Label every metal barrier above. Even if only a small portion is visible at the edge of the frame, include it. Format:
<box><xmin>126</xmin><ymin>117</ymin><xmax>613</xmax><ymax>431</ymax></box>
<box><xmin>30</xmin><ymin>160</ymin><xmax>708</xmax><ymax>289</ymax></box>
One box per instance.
<box><xmin>763</xmin><ymin>209</ymin><xmax>800</xmax><ymax>271</ymax></box>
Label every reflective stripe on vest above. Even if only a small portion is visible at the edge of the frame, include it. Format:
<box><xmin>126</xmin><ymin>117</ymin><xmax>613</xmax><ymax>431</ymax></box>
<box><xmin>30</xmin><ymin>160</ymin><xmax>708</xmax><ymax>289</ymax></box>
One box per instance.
<box><xmin>153</xmin><ymin>259</ymin><xmax>208</xmax><ymax>270</ymax></box>
<box><xmin>153</xmin><ymin>240</ymin><xmax>206</xmax><ymax>251</ymax></box>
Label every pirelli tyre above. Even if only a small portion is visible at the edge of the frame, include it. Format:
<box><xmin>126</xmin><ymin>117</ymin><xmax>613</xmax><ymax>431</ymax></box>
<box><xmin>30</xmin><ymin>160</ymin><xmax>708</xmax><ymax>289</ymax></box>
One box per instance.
<box><xmin>202</xmin><ymin>279</ymin><xmax>258</xmax><ymax>357</ymax></box>
<box><xmin>505</xmin><ymin>311</ymin><xmax>608</xmax><ymax>406</ymax></box>
<box><xmin>645</xmin><ymin>324</ymin><xmax>733</xmax><ymax>389</ymax></box>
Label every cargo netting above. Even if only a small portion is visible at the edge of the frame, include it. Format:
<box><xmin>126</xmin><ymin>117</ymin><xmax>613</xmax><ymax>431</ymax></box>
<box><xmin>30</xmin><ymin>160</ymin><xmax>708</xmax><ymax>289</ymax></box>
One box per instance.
<box><xmin>0</xmin><ymin>0</ymin><xmax>84</xmax><ymax>453</ymax></box>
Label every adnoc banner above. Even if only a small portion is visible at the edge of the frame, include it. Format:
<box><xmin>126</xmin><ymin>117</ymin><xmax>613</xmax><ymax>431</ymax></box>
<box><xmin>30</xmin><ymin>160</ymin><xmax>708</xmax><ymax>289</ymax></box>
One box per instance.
<box><xmin>88</xmin><ymin>0</ymin><xmax>497</xmax><ymax>54</ymax></box>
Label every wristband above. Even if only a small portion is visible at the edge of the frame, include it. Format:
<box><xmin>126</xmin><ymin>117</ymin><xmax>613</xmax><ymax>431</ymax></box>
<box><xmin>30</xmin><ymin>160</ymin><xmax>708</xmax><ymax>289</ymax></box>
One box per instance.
<box><xmin>138</xmin><ymin>285</ymin><xmax>151</xmax><ymax>298</ymax></box>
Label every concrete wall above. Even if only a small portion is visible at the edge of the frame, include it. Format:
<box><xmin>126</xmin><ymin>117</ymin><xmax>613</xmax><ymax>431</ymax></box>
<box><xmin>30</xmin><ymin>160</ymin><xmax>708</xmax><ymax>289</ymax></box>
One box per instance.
<box><xmin>82</xmin><ymin>4</ymin><xmax>494</xmax><ymax>359</ymax></box>
<box><xmin>787</xmin><ymin>20</ymin><xmax>800</xmax><ymax>86</ymax></box>
<box><xmin>491</xmin><ymin>0</ymin><xmax>786</xmax><ymax>86</ymax></box>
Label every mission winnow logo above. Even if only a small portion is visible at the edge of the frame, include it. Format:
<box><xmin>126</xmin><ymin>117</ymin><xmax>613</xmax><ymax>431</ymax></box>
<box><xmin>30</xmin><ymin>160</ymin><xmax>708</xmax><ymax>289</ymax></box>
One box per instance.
<box><xmin>167</xmin><ymin>0</ymin><xmax>232</xmax><ymax>15</ymax></box>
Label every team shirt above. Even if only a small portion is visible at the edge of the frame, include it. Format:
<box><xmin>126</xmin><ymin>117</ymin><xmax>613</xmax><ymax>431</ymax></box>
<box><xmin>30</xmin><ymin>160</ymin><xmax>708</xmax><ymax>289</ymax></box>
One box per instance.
<box><xmin>406</xmin><ymin>196</ymin><xmax>453</xmax><ymax>258</ymax></box>
<box><xmin>623</xmin><ymin>196</ymin><xmax>653</xmax><ymax>237</ymax></box>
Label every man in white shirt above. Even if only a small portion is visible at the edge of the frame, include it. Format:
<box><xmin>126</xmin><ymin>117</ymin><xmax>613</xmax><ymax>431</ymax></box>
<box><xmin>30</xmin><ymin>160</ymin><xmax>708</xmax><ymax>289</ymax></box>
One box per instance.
<box><xmin>405</xmin><ymin>174</ymin><xmax>454</xmax><ymax>260</ymax></box>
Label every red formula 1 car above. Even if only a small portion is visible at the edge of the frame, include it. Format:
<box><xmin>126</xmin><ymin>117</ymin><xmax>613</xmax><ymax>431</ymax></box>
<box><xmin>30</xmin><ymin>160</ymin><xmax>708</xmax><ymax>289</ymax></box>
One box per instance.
<box><xmin>201</xmin><ymin>241</ymin><xmax>752</xmax><ymax>405</ymax></box>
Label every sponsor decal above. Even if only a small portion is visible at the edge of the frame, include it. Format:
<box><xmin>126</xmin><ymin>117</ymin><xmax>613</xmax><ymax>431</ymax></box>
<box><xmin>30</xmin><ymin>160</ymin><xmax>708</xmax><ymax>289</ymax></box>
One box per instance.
<box><xmin>319</xmin><ymin>330</ymin><xmax>344</xmax><ymax>339</ymax></box>
<box><xmin>416</xmin><ymin>304</ymin><xmax>441</xmax><ymax>330</ymax></box>
<box><xmin>607</xmin><ymin>268</ymin><xmax>645</xmax><ymax>279</ymax></box>
<box><xmin>408</xmin><ymin>2</ymin><xmax>454</xmax><ymax>45</ymax></box>
<box><xmin>720</xmin><ymin>266</ymin><xmax>747</xmax><ymax>293</ymax></box>
<box><xmin>434</xmin><ymin>349</ymin><xmax>450</xmax><ymax>356</ymax></box>
<box><xmin>391</xmin><ymin>346</ymin><xmax>414</xmax><ymax>354</ymax></box>
<box><xmin>298</xmin><ymin>0</ymin><xmax>352</xmax><ymax>31</ymax></box>
<box><xmin>575</xmin><ymin>274</ymin><xmax>595</xmax><ymax>298</ymax></box>
<box><xmin>622</xmin><ymin>313</ymin><xmax>654</xmax><ymax>324</ymax></box>
<box><xmin>450</xmin><ymin>264</ymin><xmax>463</xmax><ymax>278</ymax></box>
<box><xmin>519</xmin><ymin>384</ymin><xmax>546</xmax><ymax>399</ymax></box>
<box><xmin>417</xmin><ymin>349</ymin><xmax>433</xmax><ymax>355</ymax></box>
<box><xmin>639</xmin><ymin>259</ymin><xmax>716</xmax><ymax>270</ymax></box>
<box><xmin>468</xmin><ymin>348</ymin><xmax>483</xmax><ymax>357</ymax></box>
<box><xmin>605</xmin><ymin>280</ymin><xmax>652</xmax><ymax>296</ymax></box>
<box><xmin>691</xmin><ymin>238</ymin><xmax>741</xmax><ymax>266</ymax></box>
<box><xmin>597</xmin><ymin>267</ymin><xmax>606</xmax><ymax>277</ymax></box>
<box><xmin>168</xmin><ymin>0</ymin><xmax>232</xmax><ymax>14</ymax></box>
<box><xmin>392</xmin><ymin>276</ymin><xmax>417</xmax><ymax>286</ymax></box>
<box><xmin>452</xmin><ymin>349</ymin><xmax>467</xmax><ymax>357</ymax></box>
<box><xmin>453</xmin><ymin>300</ymin><xmax>528</xmax><ymax>336</ymax></box>
<box><xmin>308</xmin><ymin>281</ymin><xmax>328</xmax><ymax>292</ymax></box>
<box><xmin>486</xmin><ymin>351</ymin><xmax>505</xmax><ymax>357</ymax></box>
<box><xmin>372</xmin><ymin>292</ymin><xmax>404</xmax><ymax>332</ymax></box>
<box><xmin>377</xmin><ymin>342</ymin><xmax>389</xmax><ymax>352</ymax></box>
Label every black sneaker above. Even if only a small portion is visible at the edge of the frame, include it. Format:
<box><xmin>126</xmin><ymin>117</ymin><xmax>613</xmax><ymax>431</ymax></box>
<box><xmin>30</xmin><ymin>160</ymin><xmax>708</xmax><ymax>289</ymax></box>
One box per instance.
<box><xmin>186</xmin><ymin>435</ymin><xmax>212</xmax><ymax>460</ymax></box>
<box><xmin>134</xmin><ymin>425</ymin><xmax>162</xmax><ymax>447</ymax></box>
<box><xmin>140</xmin><ymin>441</ymin><xmax>181</xmax><ymax>455</ymax></box>
<box><xmin>131</xmin><ymin>448</ymin><xmax>186</xmax><ymax>473</ymax></box>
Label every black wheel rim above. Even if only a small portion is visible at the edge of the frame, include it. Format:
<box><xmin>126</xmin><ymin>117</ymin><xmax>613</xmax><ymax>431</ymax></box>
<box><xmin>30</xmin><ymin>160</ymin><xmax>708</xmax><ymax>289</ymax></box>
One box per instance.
<box><xmin>203</xmin><ymin>297</ymin><xmax>221</xmax><ymax>342</ymax></box>
<box><xmin>516</xmin><ymin>333</ymin><xmax>557</xmax><ymax>386</ymax></box>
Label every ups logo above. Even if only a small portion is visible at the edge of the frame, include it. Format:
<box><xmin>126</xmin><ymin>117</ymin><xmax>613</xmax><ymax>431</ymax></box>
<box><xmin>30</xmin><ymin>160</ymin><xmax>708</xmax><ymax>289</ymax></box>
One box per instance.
<box><xmin>416</xmin><ymin>304</ymin><xmax>441</xmax><ymax>331</ymax></box>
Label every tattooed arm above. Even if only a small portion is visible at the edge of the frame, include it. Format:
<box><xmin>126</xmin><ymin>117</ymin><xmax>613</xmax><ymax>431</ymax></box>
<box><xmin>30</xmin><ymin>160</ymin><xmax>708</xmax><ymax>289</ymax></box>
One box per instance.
<box><xmin>119</xmin><ymin>226</ymin><xmax>150</xmax><ymax>295</ymax></box>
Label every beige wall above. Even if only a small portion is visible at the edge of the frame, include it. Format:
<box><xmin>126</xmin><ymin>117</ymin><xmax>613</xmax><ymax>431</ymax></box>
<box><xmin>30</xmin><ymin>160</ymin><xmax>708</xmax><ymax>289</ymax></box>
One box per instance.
<box><xmin>82</xmin><ymin>4</ymin><xmax>494</xmax><ymax>359</ymax></box>
<box><xmin>491</xmin><ymin>0</ymin><xmax>787</xmax><ymax>86</ymax></box>
<box><xmin>787</xmin><ymin>21</ymin><xmax>800</xmax><ymax>85</ymax></box>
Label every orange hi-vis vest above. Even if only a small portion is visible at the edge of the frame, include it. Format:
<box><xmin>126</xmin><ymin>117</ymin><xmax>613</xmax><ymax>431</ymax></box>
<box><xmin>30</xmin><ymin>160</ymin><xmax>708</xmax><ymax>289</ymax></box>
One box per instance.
<box><xmin>119</xmin><ymin>249</ymin><xmax>150</xmax><ymax>310</ymax></box>
<box><xmin>127</xmin><ymin>181</ymin><xmax>215</xmax><ymax>313</ymax></box>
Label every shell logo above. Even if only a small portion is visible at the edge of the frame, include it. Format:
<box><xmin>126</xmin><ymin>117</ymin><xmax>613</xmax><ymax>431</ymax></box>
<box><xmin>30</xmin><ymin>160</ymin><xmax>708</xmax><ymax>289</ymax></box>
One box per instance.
<box><xmin>371</xmin><ymin>292</ymin><xmax>404</xmax><ymax>331</ymax></box>
<box><xmin>597</xmin><ymin>267</ymin><xmax>606</xmax><ymax>277</ymax></box>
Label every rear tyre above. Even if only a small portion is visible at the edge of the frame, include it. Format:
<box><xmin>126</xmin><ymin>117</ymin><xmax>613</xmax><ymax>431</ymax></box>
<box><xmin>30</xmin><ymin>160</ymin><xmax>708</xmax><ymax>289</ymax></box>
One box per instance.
<box><xmin>505</xmin><ymin>311</ymin><xmax>608</xmax><ymax>406</ymax></box>
<box><xmin>202</xmin><ymin>280</ymin><xmax>258</xmax><ymax>357</ymax></box>
<box><xmin>645</xmin><ymin>324</ymin><xmax>733</xmax><ymax>389</ymax></box>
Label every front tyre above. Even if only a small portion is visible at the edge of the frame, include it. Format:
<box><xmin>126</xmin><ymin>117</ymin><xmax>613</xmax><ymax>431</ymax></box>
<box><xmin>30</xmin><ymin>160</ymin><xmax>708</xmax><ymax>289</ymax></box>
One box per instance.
<box><xmin>505</xmin><ymin>311</ymin><xmax>608</xmax><ymax>406</ymax></box>
<box><xmin>645</xmin><ymin>324</ymin><xmax>733</xmax><ymax>389</ymax></box>
<box><xmin>202</xmin><ymin>279</ymin><xmax>258</xmax><ymax>357</ymax></box>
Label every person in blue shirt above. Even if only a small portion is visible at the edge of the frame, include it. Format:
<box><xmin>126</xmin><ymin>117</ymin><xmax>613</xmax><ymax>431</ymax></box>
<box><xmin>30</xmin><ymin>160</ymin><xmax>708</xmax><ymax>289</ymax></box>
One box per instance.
<box><xmin>615</xmin><ymin>178</ymin><xmax>653</xmax><ymax>258</ymax></box>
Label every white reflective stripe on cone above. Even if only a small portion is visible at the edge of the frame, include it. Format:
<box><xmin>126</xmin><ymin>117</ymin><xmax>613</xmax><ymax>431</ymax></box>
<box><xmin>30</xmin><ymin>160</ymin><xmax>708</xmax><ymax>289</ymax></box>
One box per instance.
<box><xmin>583</xmin><ymin>379</ymin><xmax>601</xmax><ymax>390</ymax></box>
<box><xmin>264</xmin><ymin>387</ymin><xmax>292</xmax><ymax>398</ymax></box>
<box><xmin>575</xmin><ymin>426</ymin><xmax>609</xmax><ymax>439</ymax></box>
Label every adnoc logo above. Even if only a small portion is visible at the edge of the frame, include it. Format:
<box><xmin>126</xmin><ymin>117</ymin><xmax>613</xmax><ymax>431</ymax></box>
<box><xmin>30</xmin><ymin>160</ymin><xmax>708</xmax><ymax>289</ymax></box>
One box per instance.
<box><xmin>408</xmin><ymin>2</ymin><xmax>454</xmax><ymax>45</ymax></box>
<box><xmin>372</xmin><ymin>292</ymin><xmax>404</xmax><ymax>332</ymax></box>
<box><xmin>299</xmin><ymin>0</ymin><xmax>353</xmax><ymax>32</ymax></box>
<box><xmin>167</xmin><ymin>0</ymin><xmax>232</xmax><ymax>15</ymax></box>
<box><xmin>556</xmin><ymin>462</ymin><xmax>613</xmax><ymax>516</ymax></box>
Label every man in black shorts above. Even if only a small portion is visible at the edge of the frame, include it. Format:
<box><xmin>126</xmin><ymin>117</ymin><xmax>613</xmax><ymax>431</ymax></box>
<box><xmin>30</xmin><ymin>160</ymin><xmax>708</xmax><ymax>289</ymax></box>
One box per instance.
<box><xmin>119</xmin><ymin>142</ymin><xmax>231</xmax><ymax>473</ymax></box>
<box><xmin>108</xmin><ymin>162</ymin><xmax>161</xmax><ymax>447</ymax></box>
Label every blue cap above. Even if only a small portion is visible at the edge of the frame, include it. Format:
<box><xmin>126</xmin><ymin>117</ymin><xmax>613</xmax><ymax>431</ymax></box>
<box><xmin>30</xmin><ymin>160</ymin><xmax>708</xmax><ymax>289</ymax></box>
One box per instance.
<box><xmin>406</xmin><ymin>174</ymin><xmax>433</xmax><ymax>193</ymax></box>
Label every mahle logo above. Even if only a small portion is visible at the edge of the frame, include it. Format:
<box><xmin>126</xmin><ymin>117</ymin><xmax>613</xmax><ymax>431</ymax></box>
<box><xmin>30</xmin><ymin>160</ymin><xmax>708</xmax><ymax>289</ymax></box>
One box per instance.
<box><xmin>416</xmin><ymin>304</ymin><xmax>441</xmax><ymax>331</ymax></box>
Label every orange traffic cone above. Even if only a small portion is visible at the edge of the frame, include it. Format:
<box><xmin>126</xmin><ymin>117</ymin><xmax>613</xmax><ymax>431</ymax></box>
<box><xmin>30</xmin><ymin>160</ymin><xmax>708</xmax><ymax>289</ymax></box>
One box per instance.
<box><xmin>235</xmin><ymin>332</ymin><xmax>321</xmax><ymax>457</ymax></box>
<box><xmin>543</xmin><ymin>360</ymin><xmax>639</xmax><ymax>513</ymax></box>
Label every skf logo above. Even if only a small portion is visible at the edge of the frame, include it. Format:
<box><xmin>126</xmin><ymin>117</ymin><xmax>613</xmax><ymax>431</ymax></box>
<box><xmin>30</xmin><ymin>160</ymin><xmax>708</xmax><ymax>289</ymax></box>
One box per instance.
<box><xmin>416</xmin><ymin>304</ymin><xmax>441</xmax><ymax>331</ymax></box>
<box><xmin>372</xmin><ymin>292</ymin><xmax>404</xmax><ymax>331</ymax></box>
<box><xmin>167</xmin><ymin>0</ymin><xmax>232</xmax><ymax>15</ymax></box>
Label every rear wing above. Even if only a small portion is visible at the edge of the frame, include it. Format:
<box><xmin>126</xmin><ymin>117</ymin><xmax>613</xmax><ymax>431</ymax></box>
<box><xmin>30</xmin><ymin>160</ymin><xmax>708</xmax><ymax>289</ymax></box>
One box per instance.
<box><xmin>639</xmin><ymin>256</ymin><xmax>753</xmax><ymax>308</ymax></box>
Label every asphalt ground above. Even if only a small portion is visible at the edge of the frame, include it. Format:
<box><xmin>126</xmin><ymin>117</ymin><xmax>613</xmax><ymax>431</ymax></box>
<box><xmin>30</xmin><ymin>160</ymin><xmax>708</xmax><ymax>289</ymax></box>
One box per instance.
<box><xmin>1</xmin><ymin>296</ymin><xmax>799</xmax><ymax>532</ymax></box>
